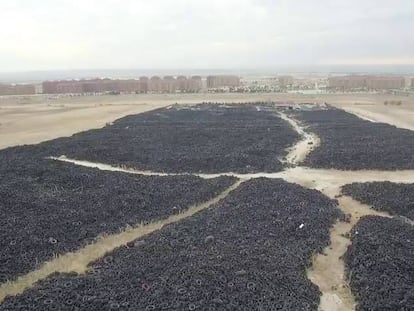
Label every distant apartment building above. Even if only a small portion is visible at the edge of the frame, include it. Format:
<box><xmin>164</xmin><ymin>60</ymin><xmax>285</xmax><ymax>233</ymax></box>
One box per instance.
<box><xmin>55</xmin><ymin>81</ymin><xmax>84</xmax><ymax>94</ymax></box>
<box><xmin>328</xmin><ymin>76</ymin><xmax>367</xmax><ymax>90</ymax></box>
<box><xmin>175</xmin><ymin>75</ymin><xmax>202</xmax><ymax>92</ymax></box>
<box><xmin>139</xmin><ymin>76</ymin><xmax>149</xmax><ymax>93</ymax></box>
<box><xmin>206</xmin><ymin>75</ymin><xmax>240</xmax><ymax>88</ymax></box>
<box><xmin>43</xmin><ymin>79</ymin><xmax>147</xmax><ymax>94</ymax></box>
<box><xmin>176</xmin><ymin>76</ymin><xmax>188</xmax><ymax>92</ymax></box>
<box><xmin>188</xmin><ymin>76</ymin><xmax>203</xmax><ymax>92</ymax></box>
<box><xmin>328</xmin><ymin>75</ymin><xmax>405</xmax><ymax>90</ymax></box>
<box><xmin>366</xmin><ymin>76</ymin><xmax>405</xmax><ymax>90</ymax></box>
<box><xmin>162</xmin><ymin>76</ymin><xmax>177</xmax><ymax>93</ymax></box>
<box><xmin>278</xmin><ymin>76</ymin><xmax>294</xmax><ymax>88</ymax></box>
<box><xmin>42</xmin><ymin>81</ymin><xmax>60</xmax><ymax>94</ymax></box>
<box><xmin>0</xmin><ymin>83</ymin><xmax>36</xmax><ymax>96</ymax></box>
<box><xmin>148</xmin><ymin>76</ymin><xmax>162</xmax><ymax>93</ymax></box>
<box><xmin>43</xmin><ymin>76</ymin><xmax>203</xmax><ymax>94</ymax></box>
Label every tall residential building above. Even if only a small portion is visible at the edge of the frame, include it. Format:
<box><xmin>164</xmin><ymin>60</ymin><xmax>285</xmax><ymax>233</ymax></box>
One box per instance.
<box><xmin>328</xmin><ymin>76</ymin><xmax>368</xmax><ymax>89</ymax></box>
<box><xmin>188</xmin><ymin>76</ymin><xmax>202</xmax><ymax>92</ymax></box>
<box><xmin>149</xmin><ymin>76</ymin><xmax>162</xmax><ymax>92</ymax></box>
<box><xmin>278</xmin><ymin>76</ymin><xmax>293</xmax><ymax>88</ymax></box>
<box><xmin>162</xmin><ymin>76</ymin><xmax>177</xmax><ymax>93</ymax></box>
<box><xmin>206</xmin><ymin>75</ymin><xmax>240</xmax><ymax>88</ymax></box>
<box><xmin>366</xmin><ymin>77</ymin><xmax>405</xmax><ymax>90</ymax></box>
<box><xmin>40</xmin><ymin>76</ymin><xmax>204</xmax><ymax>94</ymax></box>
<box><xmin>139</xmin><ymin>76</ymin><xmax>149</xmax><ymax>93</ymax></box>
<box><xmin>43</xmin><ymin>79</ymin><xmax>147</xmax><ymax>94</ymax></box>
<box><xmin>0</xmin><ymin>83</ymin><xmax>36</xmax><ymax>96</ymax></box>
<box><xmin>328</xmin><ymin>75</ymin><xmax>405</xmax><ymax>90</ymax></box>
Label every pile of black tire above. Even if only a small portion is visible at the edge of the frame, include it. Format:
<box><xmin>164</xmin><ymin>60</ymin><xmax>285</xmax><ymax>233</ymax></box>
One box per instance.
<box><xmin>345</xmin><ymin>216</ymin><xmax>414</xmax><ymax>311</ymax></box>
<box><xmin>342</xmin><ymin>182</ymin><xmax>414</xmax><ymax>310</ymax></box>
<box><xmin>0</xmin><ymin>103</ymin><xmax>300</xmax><ymax>174</ymax></box>
<box><xmin>342</xmin><ymin>181</ymin><xmax>414</xmax><ymax>220</ymax></box>
<box><xmin>0</xmin><ymin>178</ymin><xmax>342</xmax><ymax>310</ymax></box>
<box><xmin>290</xmin><ymin>108</ymin><xmax>414</xmax><ymax>170</ymax></box>
<box><xmin>0</xmin><ymin>156</ymin><xmax>236</xmax><ymax>282</ymax></box>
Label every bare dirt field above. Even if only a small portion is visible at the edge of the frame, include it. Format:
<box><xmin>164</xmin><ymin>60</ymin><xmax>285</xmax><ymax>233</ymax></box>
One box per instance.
<box><xmin>1</xmin><ymin>92</ymin><xmax>413</xmax><ymax>150</ymax></box>
<box><xmin>330</xmin><ymin>99</ymin><xmax>414</xmax><ymax>131</ymax></box>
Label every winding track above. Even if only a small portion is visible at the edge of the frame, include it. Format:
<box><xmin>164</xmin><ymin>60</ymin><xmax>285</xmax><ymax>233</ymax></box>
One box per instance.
<box><xmin>2</xmin><ymin>110</ymin><xmax>414</xmax><ymax>311</ymax></box>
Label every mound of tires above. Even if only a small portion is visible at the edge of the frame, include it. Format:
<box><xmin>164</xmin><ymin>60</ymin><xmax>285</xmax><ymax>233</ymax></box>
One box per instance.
<box><xmin>0</xmin><ymin>178</ymin><xmax>342</xmax><ymax>310</ymax></box>
<box><xmin>290</xmin><ymin>108</ymin><xmax>414</xmax><ymax>170</ymax></box>
<box><xmin>0</xmin><ymin>157</ymin><xmax>236</xmax><ymax>282</ymax></box>
<box><xmin>342</xmin><ymin>182</ymin><xmax>414</xmax><ymax>220</ymax></box>
<box><xmin>345</xmin><ymin>216</ymin><xmax>414</xmax><ymax>311</ymax></box>
<box><xmin>0</xmin><ymin>103</ymin><xmax>300</xmax><ymax>173</ymax></box>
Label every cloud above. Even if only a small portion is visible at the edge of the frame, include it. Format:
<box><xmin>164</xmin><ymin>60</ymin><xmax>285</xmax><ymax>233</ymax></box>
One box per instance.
<box><xmin>0</xmin><ymin>0</ymin><xmax>413</xmax><ymax>71</ymax></box>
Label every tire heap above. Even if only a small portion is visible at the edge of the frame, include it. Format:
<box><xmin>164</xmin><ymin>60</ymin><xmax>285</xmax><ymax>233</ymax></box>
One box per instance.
<box><xmin>342</xmin><ymin>182</ymin><xmax>414</xmax><ymax>220</ymax></box>
<box><xmin>344</xmin><ymin>216</ymin><xmax>414</xmax><ymax>310</ymax></box>
<box><xmin>0</xmin><ymin>156</ymin><xmax>236</xmax><ymax>282</ymax></box>
<box><xmin>0</xmin><ymin>178</ymin><xmax>342</xmax><ymax>311</ymax></box>
<box><xmin>290</xmin><ymin>108</ymin><xmax>414</xmax><ymax>170</ymax></box>
<box><xmin>1</xmin><ymin>103</ymin><xmax>300</xmax><ymax>174</ymax></box>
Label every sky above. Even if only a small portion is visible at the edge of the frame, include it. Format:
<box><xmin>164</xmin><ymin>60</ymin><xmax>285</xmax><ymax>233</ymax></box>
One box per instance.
<box><xmin>0</xmin><ymin>0</ymin><xmax>413</xmax><ymax>72</ymax></box>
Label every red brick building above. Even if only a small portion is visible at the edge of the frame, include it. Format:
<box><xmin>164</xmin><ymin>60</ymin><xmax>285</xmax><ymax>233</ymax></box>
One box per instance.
<box><xmin>41</xmin><ymin>76</ymin><xmax>203</xmax><ymax>94</ymax></box>
<box><xmin>366</xmin><ymin>77</ymin><xmax>405</xmax><ymax>90</ymax></box>
<box><xmin>328</xmin><ymin>75</ymin><xmax>405</xmax><ymax>90</ymax></box>
<box><xmin>0</xmin><ymin>83</ymin><xmax>36</xmax><ymax>96</ymax></box>
<box><xmin>206</xmin><ymin>75</ymin><xmax>240</xmax><ymax>88</ymax></box>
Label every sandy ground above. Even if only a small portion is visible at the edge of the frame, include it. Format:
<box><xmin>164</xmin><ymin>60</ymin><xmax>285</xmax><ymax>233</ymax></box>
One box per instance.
<box><xmin>278</xmin><ymin>112</ymin><xmax>320</xmax><ymax>165</ymax></box>
<box><xmin>0</xmin><ymin>95</ymin><xmax>169</xmax><ymax>149</ymax></box>
<box><xmin>1</xmin><ymin>92</ymin><xmax>414</xmax><ymax>150</ymax></box>
<box><xmin>331</xmin><ymin>101</ymin><xmax>414</xmax><ymax>131</ymax></box>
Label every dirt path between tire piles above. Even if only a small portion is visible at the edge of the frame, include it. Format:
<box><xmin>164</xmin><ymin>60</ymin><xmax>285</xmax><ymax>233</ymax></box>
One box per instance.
<box><xmin>273</xmin><ymin>111</ymin><xmax>411</xmax><ymax>310</ymax></box>
<box><xmin>307</xmin><ymin>186</ymin><xmax>391</xmax><ymax>311</ymax></box>
<box><xmin>0</xmin><ymin>179</ymin><xmax>244</xmax><ymax>304</ymax></box>
<box><xmin>278</xmin><ymin>111</ymin><xmax>320</xmax><ymax>166</ymax></box>
<box><xmin>282</xmin><ymin>168</ymin><xmax>414</xmax><ymax>311</ymax></box>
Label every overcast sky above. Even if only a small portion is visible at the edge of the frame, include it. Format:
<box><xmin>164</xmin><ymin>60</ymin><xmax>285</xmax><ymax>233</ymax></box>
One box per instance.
<box><xmin>1</xmin><ymin>0</ymin><xmax>413</xmax><ymax>72</ymax></box>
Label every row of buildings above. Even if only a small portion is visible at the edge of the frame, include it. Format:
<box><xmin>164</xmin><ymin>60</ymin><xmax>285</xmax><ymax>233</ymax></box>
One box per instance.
<box><xmin>0</xmin><ymin>83</ymin><xmax>36</xmax><ymax>96</ymax></box>
<box><xmin>2</xmin><ymin>75</ymin><xmax>414</xmax><ymax>96</ymax></box>
<box><xmin>328</xmin><ymin>75</ymin><xmax>407</xmax><ymax>90</ymax></box>
<box><xmin>43</xmin><ymin>76</ymin><xmax>202</xmax><ymax>94</ymax></box>
<box><xmin>206</xmin><ymin>75</ymin><xmax>240</xmax><ymax>88</ymax></box>
<box><xmin>42</xmin><ymin>75</ymin><xmax>241</xmax><ymax>94</ymax></box>
<box><xmin>0</xmin><ymin>75</ymin><xmax>241</xmax><ymax>96</ymax></box>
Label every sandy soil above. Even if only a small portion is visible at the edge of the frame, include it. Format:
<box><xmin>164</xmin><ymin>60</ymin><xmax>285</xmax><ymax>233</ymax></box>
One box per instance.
<box><xmin>330</xmin><ymin>99</ymin><xmax>414</xmax><ymax>131</ymax></box>
<box><xmin>0</xmin><ymin>95</ymin><xmax>170</xmax><ymax>149</ymax></box>
<box><xmin>1</xmin><ymin>92</ymin><xmax>413</xmax><ymax>150</ymax></box>
<box><xmin>307</xmin><ymin>192</ymin><xmax>391</xmax><ymax>311</ymax></box>
<box><xmin>278</xmin><ymin>112</ymin><xmax>320</xmax><ymax>165</ymax></box>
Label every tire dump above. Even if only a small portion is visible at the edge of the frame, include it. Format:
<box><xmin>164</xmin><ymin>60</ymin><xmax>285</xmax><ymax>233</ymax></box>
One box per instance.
<box><xmin>1</xmin><ymin>103</ymin><xmax>413</xmax><ymax>311</ymax></box>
